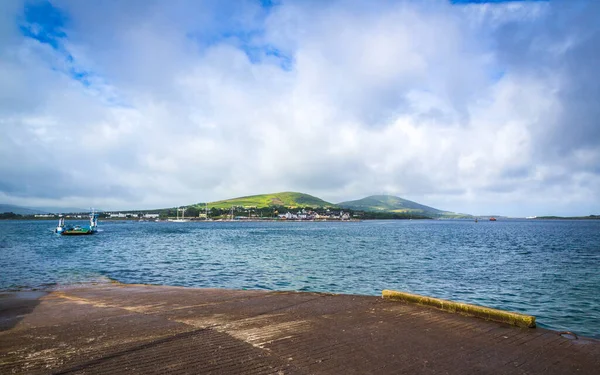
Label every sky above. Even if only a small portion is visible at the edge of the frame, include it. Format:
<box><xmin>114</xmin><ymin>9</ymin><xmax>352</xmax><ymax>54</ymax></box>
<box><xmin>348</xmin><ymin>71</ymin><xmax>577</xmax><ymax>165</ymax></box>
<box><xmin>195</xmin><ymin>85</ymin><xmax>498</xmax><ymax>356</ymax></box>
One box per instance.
<box><xmin>1</xmin><ymin>0</ymin><xmax>599</xmax><ymax>217</ymax></box>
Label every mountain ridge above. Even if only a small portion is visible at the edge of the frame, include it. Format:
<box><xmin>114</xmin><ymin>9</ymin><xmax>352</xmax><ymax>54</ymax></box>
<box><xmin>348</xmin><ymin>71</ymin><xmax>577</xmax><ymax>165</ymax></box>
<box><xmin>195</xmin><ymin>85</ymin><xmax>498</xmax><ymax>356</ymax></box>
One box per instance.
<box><xmin>337</xmin><ymin>195</ymin><xmax>466</xmax><ymax>218</ymax></box>
<box><xmin>0</xmin><ymin>204</ymin><xmax>91</xmax><ymax>215</ymax></box>
<box><xmin>0</xmin><ymin>204</ymin><xmax>49</xmax><ymax>215</ymax></box>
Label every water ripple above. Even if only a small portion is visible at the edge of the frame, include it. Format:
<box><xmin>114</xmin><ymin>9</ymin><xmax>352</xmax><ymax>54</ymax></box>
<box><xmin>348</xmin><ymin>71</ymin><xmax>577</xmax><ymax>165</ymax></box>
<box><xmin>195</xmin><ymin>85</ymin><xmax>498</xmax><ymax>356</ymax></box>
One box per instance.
<box><xmin>0</xmin><ymin>219</ymin><xmax>599</xmax><ymax>337</ymax></box>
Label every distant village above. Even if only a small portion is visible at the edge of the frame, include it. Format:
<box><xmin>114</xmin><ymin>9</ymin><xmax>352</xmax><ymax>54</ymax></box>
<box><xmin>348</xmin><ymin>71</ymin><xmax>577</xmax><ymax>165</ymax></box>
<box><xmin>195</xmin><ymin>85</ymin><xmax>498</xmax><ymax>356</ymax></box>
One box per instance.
<box><xmin>262</xmin><ymin>208</ymin><xmax>352</xmax><ymax>221</ymax></box>
<box><xmin>31</xmin><ymin>207</ymin><xmax>355</xmax><ymax>221</ymax></box>
<box><xmin>1</xmin><ymin>202</ymin><xmax>434</xmax><ymax>221</ymax></box>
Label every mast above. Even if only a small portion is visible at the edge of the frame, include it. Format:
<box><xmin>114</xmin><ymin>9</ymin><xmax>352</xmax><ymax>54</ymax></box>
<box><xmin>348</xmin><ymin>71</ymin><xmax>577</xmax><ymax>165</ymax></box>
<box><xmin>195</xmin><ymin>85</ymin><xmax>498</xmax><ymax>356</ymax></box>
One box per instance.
<box><xmin>89</xmin><ymin>208</ymin><xmax>98</xmax><ymax>230</ymax></box>
<box><xmin>176</xmin><ymin>207</ymin><xmax>186</xmax><ymax>220</ymax></box>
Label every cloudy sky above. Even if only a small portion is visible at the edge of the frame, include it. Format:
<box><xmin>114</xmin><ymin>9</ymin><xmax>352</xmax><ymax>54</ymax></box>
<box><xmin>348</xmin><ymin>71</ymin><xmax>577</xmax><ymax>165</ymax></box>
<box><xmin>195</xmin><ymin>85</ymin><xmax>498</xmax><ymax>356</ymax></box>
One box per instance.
<box><xmin>1</xmin><ymin>0</ymin><xmax>599</xmax><ymax>216</ymax></box>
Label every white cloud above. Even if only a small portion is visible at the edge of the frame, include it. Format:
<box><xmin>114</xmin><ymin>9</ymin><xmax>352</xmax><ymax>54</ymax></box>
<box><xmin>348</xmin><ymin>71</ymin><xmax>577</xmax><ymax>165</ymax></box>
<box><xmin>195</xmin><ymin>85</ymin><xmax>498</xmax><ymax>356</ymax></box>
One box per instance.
<box><xmin>0</xmin><ymin>0</ymin><xmax>599</xmax><ymax>216</ymax></box>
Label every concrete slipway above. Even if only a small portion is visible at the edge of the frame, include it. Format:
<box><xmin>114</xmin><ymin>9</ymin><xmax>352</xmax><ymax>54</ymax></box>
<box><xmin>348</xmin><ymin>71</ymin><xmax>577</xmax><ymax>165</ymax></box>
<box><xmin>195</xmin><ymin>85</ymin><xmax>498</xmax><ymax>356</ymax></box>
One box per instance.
<box><xmin>1</xmin><ymin>284</ymin><xmax>598</xmax><ymax>374</ymax></box>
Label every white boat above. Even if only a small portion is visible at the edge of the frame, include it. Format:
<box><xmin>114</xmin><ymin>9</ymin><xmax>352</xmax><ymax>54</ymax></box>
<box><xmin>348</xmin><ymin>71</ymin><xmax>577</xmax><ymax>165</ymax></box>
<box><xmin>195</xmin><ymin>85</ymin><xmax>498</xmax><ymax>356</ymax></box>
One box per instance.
<box><xmin>169</xmin><ymin>207</ymin><xmax>189</xmax><ymax>222</ymax></box>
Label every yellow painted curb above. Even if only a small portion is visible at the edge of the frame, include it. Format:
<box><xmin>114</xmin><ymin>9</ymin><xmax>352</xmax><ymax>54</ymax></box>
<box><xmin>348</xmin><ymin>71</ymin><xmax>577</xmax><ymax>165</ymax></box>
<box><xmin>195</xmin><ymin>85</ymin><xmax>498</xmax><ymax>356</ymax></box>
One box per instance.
<box><xmin>382</xmin><ymin>290</ymin><xmax>536</xmax><ymax>328</ymax></box>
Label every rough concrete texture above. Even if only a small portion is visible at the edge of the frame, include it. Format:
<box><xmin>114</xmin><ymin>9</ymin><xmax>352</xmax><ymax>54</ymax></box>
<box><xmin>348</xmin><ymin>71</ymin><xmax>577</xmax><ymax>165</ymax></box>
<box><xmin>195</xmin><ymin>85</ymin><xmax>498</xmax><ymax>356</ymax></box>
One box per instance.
<box><xmin>1</xmin><ymin>284</ymin><xmax>598</xmax><ymax>374</ymax></box>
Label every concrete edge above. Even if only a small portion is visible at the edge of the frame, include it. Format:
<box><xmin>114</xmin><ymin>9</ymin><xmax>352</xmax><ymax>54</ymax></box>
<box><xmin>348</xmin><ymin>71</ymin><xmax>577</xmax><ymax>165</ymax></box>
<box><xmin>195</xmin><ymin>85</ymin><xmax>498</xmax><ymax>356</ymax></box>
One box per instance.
<box><xmin>382</xmin><ymin>289</ymin><xmax>536</xmax><ymax>328</ymax></box>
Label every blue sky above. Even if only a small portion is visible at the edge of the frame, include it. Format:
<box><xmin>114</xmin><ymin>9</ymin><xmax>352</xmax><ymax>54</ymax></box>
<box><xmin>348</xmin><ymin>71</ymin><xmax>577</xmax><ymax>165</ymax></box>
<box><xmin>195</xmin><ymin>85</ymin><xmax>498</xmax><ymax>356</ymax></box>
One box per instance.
<box><xmin>452</xmin><ymin>0</ymin><xmax>547</xmax><ymax>3</ymax></box>
<box><xmin>1</xmin><ymin>0</ymin><xmax>599</xmax><ymax>216</ymax></box>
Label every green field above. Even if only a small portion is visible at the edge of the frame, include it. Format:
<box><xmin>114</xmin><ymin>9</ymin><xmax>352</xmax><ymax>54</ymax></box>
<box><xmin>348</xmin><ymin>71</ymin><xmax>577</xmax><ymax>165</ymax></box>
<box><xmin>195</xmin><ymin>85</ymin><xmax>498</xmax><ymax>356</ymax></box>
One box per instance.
<box><xmin>196</xmin><ymin>192</ymin><xmax>336</xmax><ymax>209</ymax></box>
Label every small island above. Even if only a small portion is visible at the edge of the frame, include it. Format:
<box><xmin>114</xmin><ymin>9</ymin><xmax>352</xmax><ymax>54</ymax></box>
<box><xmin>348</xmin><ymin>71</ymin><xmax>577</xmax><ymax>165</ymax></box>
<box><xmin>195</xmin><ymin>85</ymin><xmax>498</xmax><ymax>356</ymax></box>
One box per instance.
<box><xmin>533</xmin><ymin>215</ymin><xmax>600</xmax><ymax>220</ymax></box>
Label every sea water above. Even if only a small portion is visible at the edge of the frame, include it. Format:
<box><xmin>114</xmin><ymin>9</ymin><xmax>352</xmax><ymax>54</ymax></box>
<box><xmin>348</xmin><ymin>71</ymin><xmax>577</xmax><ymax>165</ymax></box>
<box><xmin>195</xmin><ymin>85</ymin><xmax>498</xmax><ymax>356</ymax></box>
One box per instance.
<box><xmin>1</xmin><ymin>219</ymin><xmax>599</xmax><ymax>338</ymax></box>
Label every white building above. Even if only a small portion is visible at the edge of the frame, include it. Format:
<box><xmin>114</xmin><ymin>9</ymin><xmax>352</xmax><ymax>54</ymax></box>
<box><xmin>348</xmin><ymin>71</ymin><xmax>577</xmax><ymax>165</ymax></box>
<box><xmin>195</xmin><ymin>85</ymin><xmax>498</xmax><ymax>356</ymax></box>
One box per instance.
<box><xmin>109</xmin><ymin>213</ymin><xmax>128</xmax><ymax>218</ymax></box>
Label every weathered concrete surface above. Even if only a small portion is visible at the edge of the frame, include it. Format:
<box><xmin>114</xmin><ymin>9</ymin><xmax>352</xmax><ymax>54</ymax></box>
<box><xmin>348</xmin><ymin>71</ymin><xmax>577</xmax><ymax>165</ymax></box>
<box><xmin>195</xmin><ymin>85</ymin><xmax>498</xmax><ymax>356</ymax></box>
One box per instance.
<box><xmin>1</xmin><ymin>284</ymin><xmax>598</xmax><ymax>374</ymax></box>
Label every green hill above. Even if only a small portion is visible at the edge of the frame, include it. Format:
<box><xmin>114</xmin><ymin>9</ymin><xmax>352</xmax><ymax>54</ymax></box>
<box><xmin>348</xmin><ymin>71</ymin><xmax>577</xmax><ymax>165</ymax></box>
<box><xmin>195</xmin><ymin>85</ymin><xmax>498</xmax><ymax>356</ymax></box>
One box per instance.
<box><xmin>337</xmin><ymin>195</ymin><xmax>466</xmax><ymax>218</ymax></box>
<box><xmin>200</xmin><ymin>192</ymin><xmax>335</xmax><ymax>209</ymax></box>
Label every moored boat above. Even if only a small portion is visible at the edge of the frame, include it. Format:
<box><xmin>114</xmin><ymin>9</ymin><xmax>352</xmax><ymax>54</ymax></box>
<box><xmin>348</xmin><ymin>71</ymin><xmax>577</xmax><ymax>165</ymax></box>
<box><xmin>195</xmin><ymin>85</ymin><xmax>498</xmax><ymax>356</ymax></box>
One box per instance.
<box><xmin>168</xmin><ymin>207</ymin><xmax>189</xmax><ymax>222</ymax></box>
<box><xmin>489</xmin><ymin>217</ymin><xmax>497</xmax><ymax>221</ymax></box>
<box><xmin>55</xmin><ymin>211</ymin><xmax>99</xmax><ymax>235</ymax></box>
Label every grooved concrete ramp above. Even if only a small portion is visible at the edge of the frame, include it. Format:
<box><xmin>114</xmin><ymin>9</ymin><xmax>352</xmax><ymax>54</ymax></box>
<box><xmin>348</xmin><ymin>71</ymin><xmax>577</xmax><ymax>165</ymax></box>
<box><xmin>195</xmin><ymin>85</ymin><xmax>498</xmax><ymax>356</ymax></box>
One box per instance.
<box><xmin>1</xmin><ymin>284</ymin><xmax>598</xmax><ymax>374</ymax></box>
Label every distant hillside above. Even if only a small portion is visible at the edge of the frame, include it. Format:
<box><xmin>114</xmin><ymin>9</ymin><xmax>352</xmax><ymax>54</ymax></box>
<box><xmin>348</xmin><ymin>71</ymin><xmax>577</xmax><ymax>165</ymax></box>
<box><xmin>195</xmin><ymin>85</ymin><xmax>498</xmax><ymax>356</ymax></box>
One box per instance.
<box><xmin>201</xmin><ymin>192</ymin><xmax>335</xmax><ymax>209</ymax></box>
<box><xmin>31</xmin><ymin>206</ymin><xmax>89</xmax><ymax>214</ymax></box>
<box><xmin>337</xmin><ymin>195</ymin><xmax>466</xmax><ymax>218</ymax></box>
<box><xmin>0</xmin><ymin>204</ymin><xmax>90</xmax><ymax>215</ymax></box>
<box><xmin>0</xmin><ymin>204</ymin><xmax>49</xmax><ymax>215</ymax></box>
<box><xmin>535</xmin><ymin>215</ymin><xmax>600</xmax><ymax>220</ymax></box>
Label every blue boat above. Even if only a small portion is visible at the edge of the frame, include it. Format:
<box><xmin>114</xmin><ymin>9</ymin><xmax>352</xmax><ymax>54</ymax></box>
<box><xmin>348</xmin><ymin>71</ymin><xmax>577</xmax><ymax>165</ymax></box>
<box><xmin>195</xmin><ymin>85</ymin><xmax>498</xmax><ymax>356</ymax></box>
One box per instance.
<box><xmin>55</xmin><ymin>211</ymin><xmax>98</xmax><ymax>235</ymax></box>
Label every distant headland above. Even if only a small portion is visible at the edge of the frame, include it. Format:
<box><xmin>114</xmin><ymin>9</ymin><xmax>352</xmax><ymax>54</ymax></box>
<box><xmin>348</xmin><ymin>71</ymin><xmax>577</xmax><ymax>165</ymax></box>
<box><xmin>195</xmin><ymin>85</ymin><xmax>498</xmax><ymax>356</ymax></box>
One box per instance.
<box><xmin>0</xmin><ymin>192</ymin><xmax>471</xmax><ymax>221</ymax></box>
<box><xmin>3</xmin><ymin>192</ymin><xmax>597</xmax><ymax>221</ymax></box>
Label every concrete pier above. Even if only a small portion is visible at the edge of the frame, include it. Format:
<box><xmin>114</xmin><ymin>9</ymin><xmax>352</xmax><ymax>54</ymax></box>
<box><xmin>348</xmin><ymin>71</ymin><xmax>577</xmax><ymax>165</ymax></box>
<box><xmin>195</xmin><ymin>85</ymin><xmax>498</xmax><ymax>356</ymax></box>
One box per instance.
<box><xmin>1</xmin><ymin>284</ymin><xmax>598</xmax><ymax>374</ymax></box>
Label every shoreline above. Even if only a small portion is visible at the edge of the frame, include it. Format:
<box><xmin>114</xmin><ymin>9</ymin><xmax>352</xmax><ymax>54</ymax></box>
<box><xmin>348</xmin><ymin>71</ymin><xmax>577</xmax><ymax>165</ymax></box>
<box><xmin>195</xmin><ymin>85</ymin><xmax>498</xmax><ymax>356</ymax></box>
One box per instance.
<box><xmin>4</xmin><ymin>216</ymin><xmax>600</xmax><ymax>222</ymax></box>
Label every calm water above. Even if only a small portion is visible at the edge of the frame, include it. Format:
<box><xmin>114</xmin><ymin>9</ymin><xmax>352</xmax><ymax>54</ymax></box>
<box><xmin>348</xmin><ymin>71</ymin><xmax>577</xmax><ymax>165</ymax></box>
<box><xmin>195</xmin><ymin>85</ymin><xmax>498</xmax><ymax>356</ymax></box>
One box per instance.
<box><xmin>1</xmin><ymin>219</ymin><xmax>599</xmax><ymax>337</ymax></box>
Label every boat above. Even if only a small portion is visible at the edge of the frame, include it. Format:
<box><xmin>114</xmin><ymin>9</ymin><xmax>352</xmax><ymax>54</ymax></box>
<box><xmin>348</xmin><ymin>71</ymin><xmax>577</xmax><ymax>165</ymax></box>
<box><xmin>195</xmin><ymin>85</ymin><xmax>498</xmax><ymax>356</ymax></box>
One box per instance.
<box><xmin>205</xmin><ymin>202</ymin><xmax>212</xmax><ymax>221</ymax></box>
<box><xmin>489</xmin><ymin>217</ymin><xmax>497</xmax><ymax>221</ymax></box>
<box><xmin>55</xmin><ymin>211</ymin><xmax>99</xmax><ymax>235</ymax></box>
<box><xmin>169</xmin><ymin>207</ymin><xmax>189</xmax><ymax>222</ymax></box>
<box><xmin>55</xmin><ymin>217</ymin><xmax>66</xmax><ymax>234</ymax></box>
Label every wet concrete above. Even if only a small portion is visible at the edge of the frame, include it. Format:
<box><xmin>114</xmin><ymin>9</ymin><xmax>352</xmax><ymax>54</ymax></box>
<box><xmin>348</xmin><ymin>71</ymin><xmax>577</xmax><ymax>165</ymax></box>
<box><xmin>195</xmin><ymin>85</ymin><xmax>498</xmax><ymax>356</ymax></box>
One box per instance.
<box><xmin>0</xmin><ymin>284</ymin><xmax>598</xmax><ymax>374</ymax></box>
<box><xmin>0</xmin><ymin>291</ymin><xmax>46</xmax><ymax>331</ymax></box>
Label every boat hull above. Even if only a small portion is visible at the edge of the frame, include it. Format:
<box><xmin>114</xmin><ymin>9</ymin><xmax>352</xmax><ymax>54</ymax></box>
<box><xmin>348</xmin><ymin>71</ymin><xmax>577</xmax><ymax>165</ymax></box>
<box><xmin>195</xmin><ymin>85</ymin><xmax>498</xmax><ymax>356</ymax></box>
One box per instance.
<box><xmin>61</xmin><ymin>229</ymin><xmax>96</xmax><ymax>235</ymax></box>
<box><xmin>60</xmin><ymin>227</ymin><xmax>96</xmax><ymax>236</ymax></box>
